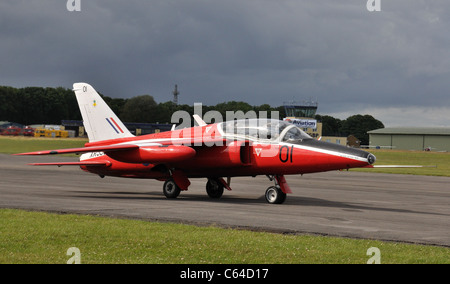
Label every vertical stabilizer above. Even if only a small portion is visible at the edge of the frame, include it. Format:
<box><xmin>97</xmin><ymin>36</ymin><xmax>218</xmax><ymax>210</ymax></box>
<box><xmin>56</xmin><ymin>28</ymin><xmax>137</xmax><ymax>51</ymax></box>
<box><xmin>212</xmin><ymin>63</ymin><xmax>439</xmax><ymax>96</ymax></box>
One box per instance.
<box><xmin>73</xmin><ymin>83</ymin><xmax>134</xmax><ymax>142</ymax></box>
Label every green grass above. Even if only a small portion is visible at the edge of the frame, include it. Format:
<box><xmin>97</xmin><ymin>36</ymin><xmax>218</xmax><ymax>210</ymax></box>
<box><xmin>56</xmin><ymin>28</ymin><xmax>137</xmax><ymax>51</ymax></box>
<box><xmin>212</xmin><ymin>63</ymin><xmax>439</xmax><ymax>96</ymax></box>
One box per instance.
<box><xmin>353</xmin><ymin>149</ymin><xmax>450</xmax><ymax>177</ymax></box>
<box><xmin>0</xmin><ymin>136</ymin><xmax>87</xmax><ymax>154</ymax></box>
<box><xmin>0</xmin><ymin>209</ymin><xmax>448</xmax><ymax>264</ymax></box>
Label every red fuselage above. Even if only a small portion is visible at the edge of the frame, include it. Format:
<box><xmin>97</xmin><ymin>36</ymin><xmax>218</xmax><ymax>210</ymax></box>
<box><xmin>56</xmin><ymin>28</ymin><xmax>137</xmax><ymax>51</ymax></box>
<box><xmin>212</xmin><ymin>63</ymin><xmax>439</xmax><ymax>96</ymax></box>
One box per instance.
<box><xmin>79</xmin><ymin>122</ymin><xmax>374</xmax><ymax>180</ymax></box>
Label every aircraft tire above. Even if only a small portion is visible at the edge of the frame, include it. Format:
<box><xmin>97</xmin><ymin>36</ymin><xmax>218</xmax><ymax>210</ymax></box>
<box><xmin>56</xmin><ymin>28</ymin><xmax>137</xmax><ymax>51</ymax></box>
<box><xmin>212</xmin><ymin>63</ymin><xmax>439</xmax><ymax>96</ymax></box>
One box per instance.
<box><xmin>265</xmin><ymin>186</ymin><xmax>286</xmax><ymax>204</ymax></box>
<box><xmin>206</xmin><ymin>178</ymin><xmax>224</xmax><ymax>199</ymax></box>
<box><xmin>163</xmin><ymin>179</ymin><xmax>181</xmax><ymax>199</ymax></box>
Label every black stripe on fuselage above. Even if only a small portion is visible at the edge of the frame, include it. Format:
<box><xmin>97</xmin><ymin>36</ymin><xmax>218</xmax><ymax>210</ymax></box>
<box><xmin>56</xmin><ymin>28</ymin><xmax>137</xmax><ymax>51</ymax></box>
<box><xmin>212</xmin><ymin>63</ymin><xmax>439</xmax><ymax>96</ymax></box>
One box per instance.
<box><xmin>288</xmin><ymin>138</ymin><xmax>370</xmax><ymax>159</ymax></box>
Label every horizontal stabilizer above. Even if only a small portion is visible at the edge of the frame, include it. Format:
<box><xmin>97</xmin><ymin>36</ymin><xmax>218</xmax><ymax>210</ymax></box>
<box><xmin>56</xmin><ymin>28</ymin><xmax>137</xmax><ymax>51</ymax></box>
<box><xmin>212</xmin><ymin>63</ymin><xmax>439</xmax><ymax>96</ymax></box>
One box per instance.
<box><xmin>29</xmin><ymin>161</ymin><xmax>111</xmax><ymax>167</ymax></box>
<box><xmin>15</xmin><ymin>144</ymin><xmax>139</xmax><ymax>156</ymax></box>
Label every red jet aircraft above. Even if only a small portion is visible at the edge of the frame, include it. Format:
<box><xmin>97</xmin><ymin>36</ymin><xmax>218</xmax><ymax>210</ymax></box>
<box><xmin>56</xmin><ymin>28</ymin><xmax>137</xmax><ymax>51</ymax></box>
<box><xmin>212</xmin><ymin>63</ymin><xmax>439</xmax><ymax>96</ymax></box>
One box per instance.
<box><xmin>17</xmin><ymin>83</ymin><xmax>376</xmax><ymax>204</ymax></box>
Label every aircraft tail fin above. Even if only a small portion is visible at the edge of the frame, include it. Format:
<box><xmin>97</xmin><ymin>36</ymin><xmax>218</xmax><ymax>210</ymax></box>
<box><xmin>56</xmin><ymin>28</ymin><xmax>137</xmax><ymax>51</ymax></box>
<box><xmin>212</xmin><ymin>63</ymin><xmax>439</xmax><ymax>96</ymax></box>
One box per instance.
<box><xmin>73</xmin><ymin>83</ymin><xmax>134</xmax><ymax>142</ymax></box>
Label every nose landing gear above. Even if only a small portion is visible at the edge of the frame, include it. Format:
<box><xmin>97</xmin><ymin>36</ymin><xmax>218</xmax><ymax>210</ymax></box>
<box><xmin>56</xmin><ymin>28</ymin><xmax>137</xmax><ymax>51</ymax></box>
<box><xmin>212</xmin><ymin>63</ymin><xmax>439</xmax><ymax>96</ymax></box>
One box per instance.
<box><xmin>265</xmin><ymin>175</ymin><xmax>291</xmax><ymax>204</ymax></box>
<box><xmin>265</xmin><ymin>185</ymin><xmax>286</xmax><ymax>204</ymax></box>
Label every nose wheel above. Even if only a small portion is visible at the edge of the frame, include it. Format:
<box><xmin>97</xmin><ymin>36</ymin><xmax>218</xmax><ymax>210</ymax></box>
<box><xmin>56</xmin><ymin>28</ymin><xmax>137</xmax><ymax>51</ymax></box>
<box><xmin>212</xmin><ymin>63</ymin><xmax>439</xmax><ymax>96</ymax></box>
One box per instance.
<box><xmin>265</xmin><ymin>186</ymin><xmax>286</xmax><ymax>204</ymax></box>
<box><xmin>265</xmin><ymin>175</ymin><xmax>290</xmax><ymax>204</ymax></box>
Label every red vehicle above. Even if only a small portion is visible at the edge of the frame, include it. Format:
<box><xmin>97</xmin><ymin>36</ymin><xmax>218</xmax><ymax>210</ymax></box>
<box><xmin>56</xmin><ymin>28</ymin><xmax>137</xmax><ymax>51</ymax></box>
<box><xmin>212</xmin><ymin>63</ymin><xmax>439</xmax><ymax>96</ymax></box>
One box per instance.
<box><xmin>17</xmin><ymin>83</ymin><xmax>377</xmax><ymax>204</ymax></box>
<box><xmin>1</xmin><ymin>126</ymin><xmax>22</xmax><ymax>136</ymax></box>
<box><xmin>22</xmin><ymin>126</ymin><xmax>35</xmax><ymax>136</ymax></box>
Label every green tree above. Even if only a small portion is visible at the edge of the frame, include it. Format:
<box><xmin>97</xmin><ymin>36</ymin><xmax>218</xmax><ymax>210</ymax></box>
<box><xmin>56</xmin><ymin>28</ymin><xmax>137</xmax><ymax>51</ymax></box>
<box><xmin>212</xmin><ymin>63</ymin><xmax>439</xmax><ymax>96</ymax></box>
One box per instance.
<box><xmin>102</xmin><ymin>95</ymin><xmax>127</xmax><ymax>119</ymax></box>
<box><xmin>316</xmin><ymin>115</ymin><xmax>343</xmax><ymax>136</ymax></box>
<box><xmin>121</xmin><ymin>95</ymin><xmax>158</xmax><ymax>123</ymax></box>
<box><xmin>340</xmin><ymin>114</ymin><xmax>384</xmax><ymax>145</ymax></box>
<box><xmin>155</xmin><ymin>101</ymin><xmax>177</xmax><ymax>123</ymax></box>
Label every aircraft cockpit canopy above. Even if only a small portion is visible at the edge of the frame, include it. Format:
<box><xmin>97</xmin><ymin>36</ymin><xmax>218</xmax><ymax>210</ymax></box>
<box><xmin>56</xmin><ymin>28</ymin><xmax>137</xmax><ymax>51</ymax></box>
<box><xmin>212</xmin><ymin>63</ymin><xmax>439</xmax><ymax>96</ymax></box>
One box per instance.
<box><xmin>219</xmin><ymin>119</ymin><xmax>312</xmax><ymax>142</ymax></box>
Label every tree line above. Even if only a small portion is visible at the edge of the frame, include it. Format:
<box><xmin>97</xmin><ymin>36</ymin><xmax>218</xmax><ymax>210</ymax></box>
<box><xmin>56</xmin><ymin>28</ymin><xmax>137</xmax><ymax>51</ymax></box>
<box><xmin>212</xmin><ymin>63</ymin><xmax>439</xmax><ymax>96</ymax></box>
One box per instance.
<box><xmin>0</xmin><ymin>86</ymin><xmax>383</xmax><ymax>144</ymax></box>
<box><xmin>316</xmin><ymin>114</ymin><xmax>384</xmax><ymax>145</ymax></box>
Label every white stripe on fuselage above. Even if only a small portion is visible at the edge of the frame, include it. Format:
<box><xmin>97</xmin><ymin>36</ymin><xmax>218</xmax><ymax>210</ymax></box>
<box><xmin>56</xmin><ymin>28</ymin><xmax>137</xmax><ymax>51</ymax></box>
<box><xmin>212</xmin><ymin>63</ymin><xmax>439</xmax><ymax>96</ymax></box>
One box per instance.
<box><xmin>79</xmin><ymin>137</ymin><xmax>367</xmax><ymax>164</ymax></box>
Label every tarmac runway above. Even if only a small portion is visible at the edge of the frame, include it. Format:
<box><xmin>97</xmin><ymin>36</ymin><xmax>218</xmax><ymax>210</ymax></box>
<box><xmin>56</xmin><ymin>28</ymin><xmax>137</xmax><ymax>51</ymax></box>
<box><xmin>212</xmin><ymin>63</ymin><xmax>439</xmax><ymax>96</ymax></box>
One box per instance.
<box><xmin>1</xmin><ymin>154</ymin><xmax>449</xmax><ymax>247</ymax></box>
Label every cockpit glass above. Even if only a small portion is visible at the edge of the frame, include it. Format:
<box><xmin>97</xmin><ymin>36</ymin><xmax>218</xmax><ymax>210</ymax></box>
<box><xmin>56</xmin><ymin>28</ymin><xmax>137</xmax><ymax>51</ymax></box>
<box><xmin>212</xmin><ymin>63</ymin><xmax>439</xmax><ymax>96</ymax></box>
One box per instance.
<box><xmin>219</xmin><ymin>119</ymin><xmax>311</xmax><ymax>141</ymax></box>
<box><xmin>282</xmin><ymin>126</ymin><xmax>309</xmax><ymax>141</ymax></box>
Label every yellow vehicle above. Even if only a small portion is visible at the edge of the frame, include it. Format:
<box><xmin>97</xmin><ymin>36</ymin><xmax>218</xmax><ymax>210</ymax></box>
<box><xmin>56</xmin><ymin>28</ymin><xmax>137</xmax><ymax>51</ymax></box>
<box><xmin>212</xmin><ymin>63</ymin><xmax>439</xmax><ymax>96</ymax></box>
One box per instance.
<box><xmin>34</xmin><ymin>128</ymin><xmax>69</xmax><ymax>138</ymax></box>
<box><xmin>34</xmin><ymin>129</ymin><xmax>47</xmax><ymax>137</ymax></box>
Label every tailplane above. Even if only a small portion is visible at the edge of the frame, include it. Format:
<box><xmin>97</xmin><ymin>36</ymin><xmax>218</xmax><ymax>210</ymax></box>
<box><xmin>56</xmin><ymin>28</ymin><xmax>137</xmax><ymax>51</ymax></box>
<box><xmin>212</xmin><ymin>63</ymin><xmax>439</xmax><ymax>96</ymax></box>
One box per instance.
<box><xmin>73</xmin><ymin>83</ymin><xmax>134</xmax><ymax>142</ymax></box>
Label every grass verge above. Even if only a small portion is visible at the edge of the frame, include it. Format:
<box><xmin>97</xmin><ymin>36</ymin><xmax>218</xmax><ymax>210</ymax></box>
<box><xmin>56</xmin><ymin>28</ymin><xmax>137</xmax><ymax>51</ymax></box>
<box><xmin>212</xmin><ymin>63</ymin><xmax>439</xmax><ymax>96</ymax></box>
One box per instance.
<box><xmin>0</xmin><ymin>209</ymin><xmax>448</xmax><ymax>264</ymax></box>
<box><xmin>352</xmin><ymin>149</ymin><xmax>450</xmax><ymax>177</ymax></box>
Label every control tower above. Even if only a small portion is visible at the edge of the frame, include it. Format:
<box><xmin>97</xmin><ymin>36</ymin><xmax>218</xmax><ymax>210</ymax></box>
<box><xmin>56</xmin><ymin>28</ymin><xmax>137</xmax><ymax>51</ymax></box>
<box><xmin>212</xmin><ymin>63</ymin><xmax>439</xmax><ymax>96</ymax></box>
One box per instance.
<box><xmin>283</xmin><ymin>99</ymin><xmax>322</xmax><ymax>139</ymax></box>
<box><xmin>283</xmin><ymin>100</ymin><xmax>318</xmax><ymax>118</ymax></box>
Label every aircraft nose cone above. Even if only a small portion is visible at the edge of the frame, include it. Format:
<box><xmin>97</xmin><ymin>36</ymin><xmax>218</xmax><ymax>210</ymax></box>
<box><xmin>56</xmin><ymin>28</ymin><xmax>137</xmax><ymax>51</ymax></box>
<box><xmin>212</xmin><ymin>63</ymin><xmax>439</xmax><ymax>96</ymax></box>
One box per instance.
<box><xmin>367</xmin><ymin>153</ymin><xmax>376</xmax><ymax>165</ymax></box>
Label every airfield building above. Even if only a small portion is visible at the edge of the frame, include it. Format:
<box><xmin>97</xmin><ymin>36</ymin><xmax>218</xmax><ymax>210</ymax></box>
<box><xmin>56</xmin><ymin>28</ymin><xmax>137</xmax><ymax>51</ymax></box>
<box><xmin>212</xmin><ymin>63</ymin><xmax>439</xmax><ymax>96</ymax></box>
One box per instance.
<box><xmin>368</xmin><ymin>127</ymin><xmax>450</xmax><ymax>152</ymax></box>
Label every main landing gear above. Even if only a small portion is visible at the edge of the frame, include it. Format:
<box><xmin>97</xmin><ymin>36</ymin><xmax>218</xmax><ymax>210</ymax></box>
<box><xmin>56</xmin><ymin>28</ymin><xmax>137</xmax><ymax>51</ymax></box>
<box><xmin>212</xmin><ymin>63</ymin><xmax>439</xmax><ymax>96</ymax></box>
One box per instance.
<box><xmin>162</xmin><ymin>177</ymin><xmax>226</xmax><ymax>200</ymax></box>
<box><xmin>205</xmin><ymin>178</ymin><xmax>224</xmax><ymax>199</ymax></box>
<box><xmin>163</xmin><ymin>179</ymin><xmax>181</xmax><ymax>199</ymax></box>
<box><xmin>162</xmin><ymin>175</ymin><xmax>291</xmax><ymax>204</ymax></box>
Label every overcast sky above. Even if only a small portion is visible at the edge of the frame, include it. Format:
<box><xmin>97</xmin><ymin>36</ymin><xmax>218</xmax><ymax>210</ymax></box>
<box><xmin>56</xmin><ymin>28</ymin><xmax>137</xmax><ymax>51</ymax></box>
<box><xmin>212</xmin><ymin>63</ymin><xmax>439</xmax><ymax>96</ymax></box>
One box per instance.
<box><xmin>1</xmin><ymin>0</ymin><xmax>449</xmax><ymax>127</ymax></box>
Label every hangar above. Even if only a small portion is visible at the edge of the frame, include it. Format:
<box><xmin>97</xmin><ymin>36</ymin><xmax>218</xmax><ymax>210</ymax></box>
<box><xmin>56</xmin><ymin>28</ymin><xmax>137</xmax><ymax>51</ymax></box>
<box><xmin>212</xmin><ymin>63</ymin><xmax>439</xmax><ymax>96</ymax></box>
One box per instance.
<box><xmin>368</xmin><ymin>127</ymin><xmax>450</xmax><ymax>152</ymax></box>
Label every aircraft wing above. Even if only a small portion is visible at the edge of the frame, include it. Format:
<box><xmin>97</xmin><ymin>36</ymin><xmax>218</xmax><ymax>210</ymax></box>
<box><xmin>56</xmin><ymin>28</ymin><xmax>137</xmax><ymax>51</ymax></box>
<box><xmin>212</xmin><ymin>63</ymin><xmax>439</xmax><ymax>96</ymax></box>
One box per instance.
<box><xmin>364</xmin><ymin>165</ymin><xmax>436</xmax><ymax>168</ymax></box>
<box><xmin>15</xmin><ymin>142</ymin><xmax>197</xmax><ymax>165</ymax></box>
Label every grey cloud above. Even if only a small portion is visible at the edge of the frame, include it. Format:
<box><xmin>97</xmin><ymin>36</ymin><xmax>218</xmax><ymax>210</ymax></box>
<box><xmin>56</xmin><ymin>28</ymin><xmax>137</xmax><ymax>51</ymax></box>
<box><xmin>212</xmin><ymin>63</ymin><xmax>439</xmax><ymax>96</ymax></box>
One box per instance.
<box><xmin>1</xmin><ymin>0</ymin><xmax>449</xmax><ymax>126</ymax></box>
